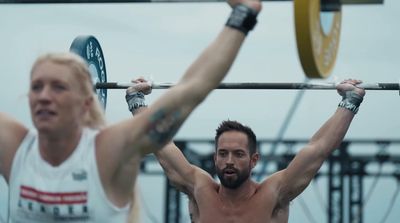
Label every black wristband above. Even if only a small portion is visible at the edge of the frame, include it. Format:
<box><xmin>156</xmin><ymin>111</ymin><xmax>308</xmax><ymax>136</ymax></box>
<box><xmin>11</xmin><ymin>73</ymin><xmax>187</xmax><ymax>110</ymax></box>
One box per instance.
<box><xmin>338</xmin><ymin>91</ymin><xmax>364</xmax><ymax>114</ymax></box>
<box><xmin>226</xmin><ymin>4</ymin><xmax>258</xmax><ymax>35</ymax></box>
<box><xmin>126</xmin><ymin>92</ymin><xmax>147</xmax><ymax>114</ymax></box>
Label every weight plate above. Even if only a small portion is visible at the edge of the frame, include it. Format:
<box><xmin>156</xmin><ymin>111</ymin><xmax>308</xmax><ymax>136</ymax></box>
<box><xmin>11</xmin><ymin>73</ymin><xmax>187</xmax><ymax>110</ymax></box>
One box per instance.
<box><xmin>70</xmin><ymin>35</ymin><xmax>107</xmax><ymax>109</ymax></box>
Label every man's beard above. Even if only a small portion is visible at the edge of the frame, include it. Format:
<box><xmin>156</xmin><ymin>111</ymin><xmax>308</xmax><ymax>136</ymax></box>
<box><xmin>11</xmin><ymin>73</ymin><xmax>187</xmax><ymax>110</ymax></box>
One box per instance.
<box><xmin>216</xmin><ymin>166</ymin><xmax>250</xmax><ymax>189</ymax></box>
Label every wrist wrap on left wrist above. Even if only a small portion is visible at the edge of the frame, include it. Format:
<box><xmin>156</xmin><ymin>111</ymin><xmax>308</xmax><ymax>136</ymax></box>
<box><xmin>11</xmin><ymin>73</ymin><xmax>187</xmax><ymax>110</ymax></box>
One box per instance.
<box><xmin>126</xmin><ymin>92</ymin><xmax>147</xmax><ymax>114</ymax></box>
<box><xmin>338</xmin><ymin>91</ymin><xmax>363</xmax><ymax>114</ymax></box>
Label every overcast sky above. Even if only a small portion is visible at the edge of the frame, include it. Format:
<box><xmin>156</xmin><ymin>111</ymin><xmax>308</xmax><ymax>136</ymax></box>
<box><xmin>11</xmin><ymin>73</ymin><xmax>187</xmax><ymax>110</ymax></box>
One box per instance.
<box><xmin>1</xmin><ymin>1</ymin><xmax>400</xmax><ymax>222</ymax></box>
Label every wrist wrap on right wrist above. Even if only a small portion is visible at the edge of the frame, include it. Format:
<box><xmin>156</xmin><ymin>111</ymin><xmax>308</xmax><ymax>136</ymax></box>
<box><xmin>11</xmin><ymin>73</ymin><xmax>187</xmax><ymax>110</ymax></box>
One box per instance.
<box><xmin>126</xmin><ymin>92</ymin><xmax>147</xmax><ymax>114</ymax></box>
<box><xmin>226</xmin><ymin>4</ymin><xmax>258</xmax><ymax>35</ymax></box>
<box><xmin>338</xmin><ymin>91</ymin><xmax>364</xmax><ymax>114</ymax></box>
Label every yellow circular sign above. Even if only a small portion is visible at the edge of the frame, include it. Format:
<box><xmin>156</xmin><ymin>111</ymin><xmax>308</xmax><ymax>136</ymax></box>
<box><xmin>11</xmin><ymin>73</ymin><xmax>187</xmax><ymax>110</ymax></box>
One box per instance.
<box><xmin>295</xmin><ymin>0</ymin><xmax>342</xmax><ymax>79</ymax></box>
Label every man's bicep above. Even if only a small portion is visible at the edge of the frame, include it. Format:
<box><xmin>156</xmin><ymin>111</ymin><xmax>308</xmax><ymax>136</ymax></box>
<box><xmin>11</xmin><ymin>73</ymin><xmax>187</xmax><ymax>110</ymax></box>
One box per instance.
<box><xmin>278</xmin><ymin>147</ymin><xmax>324</xmax><ymax>202</ymax></box>
<box><xmin>167</xmin><ymin>165</ymin><xmax>203</xmax><ymax>197</ymax></box>
<box><xmin>156</xmin><ymin>143</ymin><xmax>200</xmax><ymax>192</ymax></box>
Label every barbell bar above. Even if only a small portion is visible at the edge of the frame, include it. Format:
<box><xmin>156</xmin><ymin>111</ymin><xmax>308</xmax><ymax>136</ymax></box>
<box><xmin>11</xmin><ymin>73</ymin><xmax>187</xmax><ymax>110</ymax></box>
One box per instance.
<box><xmin>69</xmin><ymin>35</ymin><xmax>398</xmax><ymax>108</ymax></box>
<box><xmin>96</xmin><ymin>82</ymin><xmax>400</xmax><ymax>90</ymax></box>
<box><xmin>69</xmin><ymin>35</ymin><xmax>396</xmax><ymax>110</ymax></box>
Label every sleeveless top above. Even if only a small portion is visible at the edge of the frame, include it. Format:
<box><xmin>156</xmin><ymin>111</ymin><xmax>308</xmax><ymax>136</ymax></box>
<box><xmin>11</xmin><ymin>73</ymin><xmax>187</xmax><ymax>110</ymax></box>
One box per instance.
<box><xmin>8</xmin><ymin>128</ymin><xmax>130</xmax><ymax>223</ymax></box>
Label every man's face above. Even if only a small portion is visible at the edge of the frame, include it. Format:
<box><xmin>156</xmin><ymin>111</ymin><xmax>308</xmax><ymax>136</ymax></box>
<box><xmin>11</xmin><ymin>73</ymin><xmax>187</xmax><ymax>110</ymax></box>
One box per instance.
<box><xmin>214</xmin><ymin>131</ymin><xmax>257</xmax><ymax>189</ymax></box>
<box><xmin>29</xmin><ymin>61</ymin><xmax>89</xmax><ymax>134</ymax></box>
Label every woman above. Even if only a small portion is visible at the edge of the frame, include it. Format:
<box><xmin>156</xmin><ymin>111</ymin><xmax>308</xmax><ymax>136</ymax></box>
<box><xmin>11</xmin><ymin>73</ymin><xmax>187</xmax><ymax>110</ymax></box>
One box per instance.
<box><xmin>0</xmin><ymin>0</ymin><xmax>262</xmax><ymax>221</ymax></box>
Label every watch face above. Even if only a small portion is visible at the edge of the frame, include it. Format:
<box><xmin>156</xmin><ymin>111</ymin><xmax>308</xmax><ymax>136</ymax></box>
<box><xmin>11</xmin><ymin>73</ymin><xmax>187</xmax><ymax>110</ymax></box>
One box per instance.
<box><xmin>70</xmin><ymin>35</ymin><xmax>107</xmax><ymax>110</ymax></box>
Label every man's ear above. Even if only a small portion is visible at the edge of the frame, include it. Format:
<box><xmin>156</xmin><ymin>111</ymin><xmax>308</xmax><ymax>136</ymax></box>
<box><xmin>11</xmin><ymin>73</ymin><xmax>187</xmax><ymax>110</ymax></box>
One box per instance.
<box><xmin>250</xmin><ymin>152</ymin><xmax>260</xmax><ymax>169</ymax></box>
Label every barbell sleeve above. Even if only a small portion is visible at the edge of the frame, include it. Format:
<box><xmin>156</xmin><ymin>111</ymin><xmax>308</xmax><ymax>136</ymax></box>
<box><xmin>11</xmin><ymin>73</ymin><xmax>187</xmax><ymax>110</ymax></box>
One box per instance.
<box><xmin>95</xmin><ymin>82</ymin><xmax>400</xmax><ymax>90</ymax></box>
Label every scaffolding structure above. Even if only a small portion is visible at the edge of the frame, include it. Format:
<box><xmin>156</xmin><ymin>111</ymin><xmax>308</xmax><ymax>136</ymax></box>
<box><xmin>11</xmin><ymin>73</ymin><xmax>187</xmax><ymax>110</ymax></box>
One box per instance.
<box><xmin>140</xmin><ymin>139</ymin><xmax>400</xmax><ymax>223</ymax></box>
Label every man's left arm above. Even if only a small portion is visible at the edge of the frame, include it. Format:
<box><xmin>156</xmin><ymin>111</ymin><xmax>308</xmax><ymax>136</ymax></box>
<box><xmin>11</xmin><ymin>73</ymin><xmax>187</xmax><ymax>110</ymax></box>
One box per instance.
<box><xmin>276</xmin><ymin>79</ymin><xmax>365</xmax><ymax>203</ymax></box>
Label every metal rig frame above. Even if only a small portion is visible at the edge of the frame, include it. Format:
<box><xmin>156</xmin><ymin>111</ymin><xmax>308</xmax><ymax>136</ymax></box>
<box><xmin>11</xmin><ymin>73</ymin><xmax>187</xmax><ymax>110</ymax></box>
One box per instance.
<box><xmin>140</xmin><ymin>139</ymin><xmax>400</xmax><ymax>223</ymax></box>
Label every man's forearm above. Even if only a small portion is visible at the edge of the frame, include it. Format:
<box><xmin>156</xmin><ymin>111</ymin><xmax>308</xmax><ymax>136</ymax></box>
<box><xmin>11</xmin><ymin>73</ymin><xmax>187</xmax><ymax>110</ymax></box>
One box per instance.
<box><xmin>308</xmin><ymin>108</ymin><xmax>355</xmax><ymax>157</ymax></box>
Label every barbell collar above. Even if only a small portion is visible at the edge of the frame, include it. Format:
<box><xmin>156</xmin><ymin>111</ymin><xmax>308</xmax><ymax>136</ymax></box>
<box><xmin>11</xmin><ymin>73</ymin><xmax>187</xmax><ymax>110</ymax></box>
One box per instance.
<box><xmin>95</xmin><ymin>82</ymin><xmax>400</xmax><ymax>90</ymax></box>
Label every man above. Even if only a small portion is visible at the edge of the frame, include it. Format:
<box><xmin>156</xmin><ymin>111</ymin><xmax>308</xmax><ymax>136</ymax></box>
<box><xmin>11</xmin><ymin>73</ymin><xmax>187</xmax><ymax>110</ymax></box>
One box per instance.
<box><xmin>126</xmin><ymin>78</ymin><xmax>365</xmax><ymax>222</ymax></box>
<box><xmin>0</xmin><ymin>0</ymin><xmax>262</xmax><ymax>222</ymax></box>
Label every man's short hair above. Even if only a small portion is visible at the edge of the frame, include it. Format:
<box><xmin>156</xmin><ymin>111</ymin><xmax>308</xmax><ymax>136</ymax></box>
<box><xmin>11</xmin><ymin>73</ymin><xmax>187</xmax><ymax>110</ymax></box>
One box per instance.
<box><xmin>215</xmin><ymin>120</ymin><xmax>257</xmax><ymax>155</ymax></box>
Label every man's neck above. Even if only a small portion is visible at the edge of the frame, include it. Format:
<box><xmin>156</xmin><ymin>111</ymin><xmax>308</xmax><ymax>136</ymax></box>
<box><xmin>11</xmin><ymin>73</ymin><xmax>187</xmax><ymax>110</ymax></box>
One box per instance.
<box><xmin>218</xmin><ymin>179</ymin><xmax>257</xmax><ymax>204</ymax></box>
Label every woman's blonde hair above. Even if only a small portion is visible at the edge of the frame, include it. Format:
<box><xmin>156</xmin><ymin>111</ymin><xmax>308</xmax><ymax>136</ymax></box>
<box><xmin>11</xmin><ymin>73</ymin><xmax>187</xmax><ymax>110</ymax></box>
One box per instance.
<box><xmin>31</xmin><ymin>52</ymin><xmax>106</xmax><ymax>129</ymax></box>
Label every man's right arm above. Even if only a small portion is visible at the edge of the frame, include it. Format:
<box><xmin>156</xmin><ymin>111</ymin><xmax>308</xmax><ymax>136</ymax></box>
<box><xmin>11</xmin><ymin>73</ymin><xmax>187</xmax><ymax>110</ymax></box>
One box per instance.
<box><xmin>155</xmin><ymin>142</ymin><xmax>210</xmax><ymax>196</ymax></box>
<box><xmin>0</xmin><ymin>112</ymin><xmax>28</xmax><ymax>182</ymax></box>
<box><xmin>125</xmin><ymin>82</ymin><xmax>210</xmax><ymax>196</ymax></box>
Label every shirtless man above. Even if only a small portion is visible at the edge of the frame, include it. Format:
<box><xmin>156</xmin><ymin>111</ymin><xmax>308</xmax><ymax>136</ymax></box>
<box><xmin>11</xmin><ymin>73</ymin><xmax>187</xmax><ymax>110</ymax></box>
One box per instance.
<box><xmin>128</xmin><ymin>79</ymin><xmax>365</xmax><ymax>222</ymax></box>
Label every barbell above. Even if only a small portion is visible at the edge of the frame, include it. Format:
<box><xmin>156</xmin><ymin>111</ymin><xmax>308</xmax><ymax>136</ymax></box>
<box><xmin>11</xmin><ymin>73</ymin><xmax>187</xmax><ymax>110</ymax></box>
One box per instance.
<box><xmin>97</xmin><ymin>82</ymin><xmax>400</xmax><ymax>90</ymax></box>
<box><xmin>2</xmin><ymin>0</ymin><xmax>384</xmax><ymax>78</ymax></box>
<box><xmin>69</xmin><ymin>35</ymin><xmax>398</xmax><ymax>109</ymax></box>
